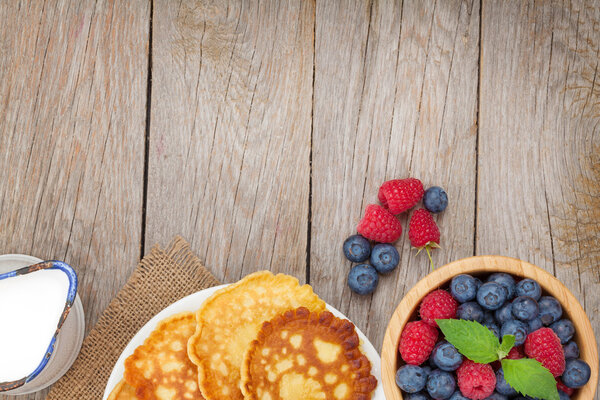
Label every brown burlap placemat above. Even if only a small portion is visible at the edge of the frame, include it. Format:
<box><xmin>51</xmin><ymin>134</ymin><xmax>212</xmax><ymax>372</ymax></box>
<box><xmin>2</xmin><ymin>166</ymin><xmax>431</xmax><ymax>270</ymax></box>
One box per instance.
<box><xmin>47</xmin><ymin>236</ymin><xmax>220</xmax><ymax>399</ymax></box>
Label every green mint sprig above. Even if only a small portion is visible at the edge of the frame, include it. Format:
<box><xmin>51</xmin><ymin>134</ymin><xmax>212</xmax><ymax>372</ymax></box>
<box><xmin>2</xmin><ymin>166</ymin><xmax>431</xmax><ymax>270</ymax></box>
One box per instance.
<box><xmin>436</xmin><ymin>319</ymin><xmax>559</xmax><ymax>400</ymax></box>
<box><xmin>502</xmin><ymin>358</ymin><xmax>558</xmax><ymax>400</ymax></box>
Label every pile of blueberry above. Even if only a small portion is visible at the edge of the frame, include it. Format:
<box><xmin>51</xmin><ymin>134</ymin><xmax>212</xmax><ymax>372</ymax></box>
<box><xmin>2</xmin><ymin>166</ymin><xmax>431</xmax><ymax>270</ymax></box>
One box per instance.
<box><xmin>343</xmin><ymin>236</ymin><xmax>399</xmax><ymax>295</ymax></box>
<box><xmin>453</xmin><ymin>273</ymin><xmax>574</xmax><ymax>348</ymax></box>
<box><xmin>395</xmin><ymin>272</ymin><xmax>592</xmax><ymax>399</ymax></box>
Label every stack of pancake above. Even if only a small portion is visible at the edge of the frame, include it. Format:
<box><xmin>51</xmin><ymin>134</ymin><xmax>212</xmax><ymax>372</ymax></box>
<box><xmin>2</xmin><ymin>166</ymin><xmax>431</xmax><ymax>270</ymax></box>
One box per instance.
<box><xmin>108</xmin><ymin>271</ymin><xmax>377</xmax><ymax>400</ymax></box>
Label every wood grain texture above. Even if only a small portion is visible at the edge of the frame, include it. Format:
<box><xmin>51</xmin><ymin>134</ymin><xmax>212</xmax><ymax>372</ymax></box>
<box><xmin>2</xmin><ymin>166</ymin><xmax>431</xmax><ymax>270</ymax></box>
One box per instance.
<box><xmin>381</xmin><ymin>256</ymin><xmax>598</xmax><ymax>400</ymax></box>
<box><xmin>146</xmin><ymin>0</ymin><xmax>314</xmax><ymax>284</ymax></box>
<box><xmin>311</xmin><ymin>0</ymin><xmax>480</xmax><ymax>351</ymax></box>
<box><xmin>0</xmin><ymin>0</ymin><xmax>149</xmax><ymax>398</ymax></box>
<box><xmin>478</xmin><ymin>1</ymin><xmax>600</xmax><ymax>384</ymax></box>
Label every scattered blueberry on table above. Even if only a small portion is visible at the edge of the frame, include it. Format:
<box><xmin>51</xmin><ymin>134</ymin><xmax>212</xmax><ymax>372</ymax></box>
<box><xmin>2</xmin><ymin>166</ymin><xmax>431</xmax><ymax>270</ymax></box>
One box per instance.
<box><xmin>342</xmin><ymin>234</ymin><xmax>371</xmax><ymax>263</ymax></box>
<box><xmin>423</xmin><ymin>186</ymin><xmax>448</xmax><ymax>213</ymax></box>
<box><xmin>347</xmin><ymin>264</ymin><xmax>378</xmax><ymax>295</ymax></box>
<box><xmin>370</xmin><ymin>244</ymin><xmax>399</xmax><ymax>274</ymax></box>
<box><xmin>343</xmin><ymin>179</ymin><xmax>449</xmax><ymax>294</ymax></box>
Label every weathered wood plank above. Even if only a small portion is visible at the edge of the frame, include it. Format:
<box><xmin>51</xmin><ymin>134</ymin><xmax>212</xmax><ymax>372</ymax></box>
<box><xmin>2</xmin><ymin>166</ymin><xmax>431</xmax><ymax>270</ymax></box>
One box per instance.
<box><xmin>146</xmin><ymin>0</ymin><xmax>314</xmax><ymax>283</ymax></box>
<box><xmin>0</xmin><ymin>0</ymin><xmax>149</xmax><ymax>398</ymax></box>
<box><xmin>311</xmin><ymin>0</ymin><xmax>479</xmax><ymax>350</ymax></box>
<box><xmin>478</xmin><ymin>0</ymin><xmax>600</xmax><ymax>389</ymax></box>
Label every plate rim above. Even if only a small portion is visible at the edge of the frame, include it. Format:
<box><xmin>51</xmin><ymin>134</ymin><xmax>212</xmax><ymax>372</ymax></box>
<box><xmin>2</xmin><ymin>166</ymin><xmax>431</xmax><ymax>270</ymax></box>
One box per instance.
<box><xmin>103</xmin><ymin>284</ymin><xmax>384</xmax><ymax>399</ymax></box>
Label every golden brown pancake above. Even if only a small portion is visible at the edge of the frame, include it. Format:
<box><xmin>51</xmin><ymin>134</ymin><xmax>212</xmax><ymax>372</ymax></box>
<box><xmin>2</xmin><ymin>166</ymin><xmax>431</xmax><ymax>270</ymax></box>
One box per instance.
<box><xmin>240</xmin><ymin>307</ymin><xmax>377</xmax><ymax>400</ymax></box>
<box><xmin>107</xmin><ymin>380</ymin><xmax>139</xmax><ymax>400</ymax></box>
<box><xmin>187</xmin><ymin>271</ymin><xmax>326</xmax><ymax>400</ymax></box>
<box><xmin>124</xmin><ymin>312</ymin><xmax>203</xmax><ymax>400</ymax></box>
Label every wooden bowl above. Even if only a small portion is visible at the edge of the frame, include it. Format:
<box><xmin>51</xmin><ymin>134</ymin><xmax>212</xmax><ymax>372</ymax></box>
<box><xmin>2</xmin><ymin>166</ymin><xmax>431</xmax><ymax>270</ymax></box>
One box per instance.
<box><xmin>381</xmin><ymin>255</ymin><xmax>598</xmax><ymax>400</ymax></box>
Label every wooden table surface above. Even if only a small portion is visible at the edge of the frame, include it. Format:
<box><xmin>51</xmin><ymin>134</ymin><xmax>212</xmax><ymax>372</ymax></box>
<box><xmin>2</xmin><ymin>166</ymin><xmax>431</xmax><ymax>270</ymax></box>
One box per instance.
<box><xmin>1</xmin><ymin>1</ymin><xmax>599</xmax><ymax>398</ymax></box>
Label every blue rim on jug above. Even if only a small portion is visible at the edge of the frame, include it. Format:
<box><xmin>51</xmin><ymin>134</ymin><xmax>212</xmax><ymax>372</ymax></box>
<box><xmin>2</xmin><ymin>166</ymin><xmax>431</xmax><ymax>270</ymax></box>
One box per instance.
<box><xmin>0</xmin><ymin>260</ymin><xmax>78</xmax><ymax>392</ymax></box>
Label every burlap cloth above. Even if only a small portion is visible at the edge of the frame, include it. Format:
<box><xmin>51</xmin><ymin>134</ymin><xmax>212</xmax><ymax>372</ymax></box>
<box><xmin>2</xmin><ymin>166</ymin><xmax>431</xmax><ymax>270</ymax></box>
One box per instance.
<box><xmin>47</xmin><ymin>236</ymin><xmax>220</xmax><ymax>400</ymax></box>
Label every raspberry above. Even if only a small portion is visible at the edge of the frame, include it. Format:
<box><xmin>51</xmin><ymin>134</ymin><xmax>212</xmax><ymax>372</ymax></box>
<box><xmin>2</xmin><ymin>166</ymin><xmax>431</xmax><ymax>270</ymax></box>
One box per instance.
<box><xmin>419</xmin><ymin>290</ymin><xmax>457</xmax><ymax>327</ymax></box>
<box><xmin>398</xmin><ymin>321</ymin><xmax>438</xmax><ymax>365</ymax></box>
<box><xmin>505</xmin><ymin>345</ymin><xmax>524</xmax><ymax>359</ymax></box>
<box><xmin>357</xmin><ymin>204</ymin><xmax>402</xmax><ymax>243</ymax></box>
<box><xmin>409</xmin><ymin>209</ymin><xmax>441</xmax><ymax>269</ymax></box>
<box><xmin>409</xmin><ymin>209</ymin><xmax>440</xmax><ymax>248</ymax></box>
<box><xmin>378</xmin><ymin>178</ymin><xmax>424</xmax><ymax>214</ymax></box>
<box><xmin>524</xmin><ymin>327</ymin><xmax>565</xmax><ymax>377</ymax></box>
<box><xmin>456</xmin><ymin>360</ymin><xmax>496</xmax><ymax>400</ymax></box>
<box><xmin>557</xmin><ymin>378</ymin><xmax>574</xmax><ymax>396</ymax></box>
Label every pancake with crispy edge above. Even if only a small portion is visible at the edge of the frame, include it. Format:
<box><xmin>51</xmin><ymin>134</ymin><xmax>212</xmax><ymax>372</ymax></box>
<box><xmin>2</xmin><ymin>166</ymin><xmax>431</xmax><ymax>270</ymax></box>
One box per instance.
<box><xmin>187</xmin><ymin>271</ymin><xmax>326</xmax><ymax>400</ymax></box>
<box><xmin>107</xmin><ymin>380</ymin><xmax>139</xmax><ymax>400</ymax></box>
<box><xmin>124</xmin><ymin>312</ymin><xmax>203</xmax><ymax>400</ymax></box>
<box><xmin>240</xmin><ymin>307</ymin><xmax>377</xmax><ymax>400</ymax></box>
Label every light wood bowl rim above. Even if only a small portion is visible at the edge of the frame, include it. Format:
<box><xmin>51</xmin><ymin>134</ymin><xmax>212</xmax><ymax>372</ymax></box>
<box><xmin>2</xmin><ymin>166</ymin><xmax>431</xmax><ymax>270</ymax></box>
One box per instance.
<box><xmin>381</xmin><ymin>255</ymin><xmax>598</xmax><ymax>400</ymax></box>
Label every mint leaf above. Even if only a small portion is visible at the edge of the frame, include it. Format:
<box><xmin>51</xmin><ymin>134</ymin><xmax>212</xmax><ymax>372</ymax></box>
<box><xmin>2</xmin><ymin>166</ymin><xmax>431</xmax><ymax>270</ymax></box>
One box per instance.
<box><xmin>497</xmin><ymin>334</ymin><xmax>515</xmax><ymax>359</ymax></box>
<box><xmin>502</xmin><ymin>359</ymin><xmax>559</xmax><ymax>400</ymax></box>
<box><xmin>436</xmin><ymin>319</ymin><xmax>500</xmax><ymax>364</ymax></box>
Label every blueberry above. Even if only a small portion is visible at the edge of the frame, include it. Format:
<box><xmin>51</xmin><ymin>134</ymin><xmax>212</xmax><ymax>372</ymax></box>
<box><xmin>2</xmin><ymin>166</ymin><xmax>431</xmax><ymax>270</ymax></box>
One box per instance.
<box><xmin>550</xmin><ymin>319</ymin><xmax>575</xmax><ymax>344</ymax></box>
<box><xmin>501</xmin><ymin>319</ymin><xmax>528</xmax><ymax>346</ymax></box>
<box><xmin>558</xmin><ymin>390</ymin><xmax>571</xmax><ymax>400</ymax></box>
<box><xmin>477</xmin><ymin>282</ymin><xmax>507</xmax><ymax>311</ymax></box>
<box><xmin>495</xmin><ymin>368</ymin><xmax>517</xmax><ymax>396</ymax></box>
<box><xmin>423</xmin><ymin>186</ymin><xmax>448</xmax><ymax>213</ymax></box>
<box><xmin>538</xmin><ymin>296</ymin><xmax>563</xmax><ymax>325</ymax></box>
<box><xmin>484</xmin><ymin>393</ymin><xmax>508</xmax><ymax>400</ymax></box>
<box><xmin>515</xmin><ymin>279</ymin><xmax>541</xmax><ymax>301</ymax></box>
<box><xmin>407</xmin><ymin>393</ymin><xmax>432</xmax><ymax>400</ymax></box>
<box><xmin>449</xmin><ymin>392</ymin><xmax>470</xmax><ymax>400</ymax></box>
<box><xmin>369</xmin><ymin>243</ymin><xmax>399</xmax><ymax>274</ymax></box>
<box><xmin>487</xmin><ymin>273</ymin><xmax>516</xmax><ymax>299</ymax></box>
<box><xmin>495</xmin><ymin>303</ymin><xmax>514</xmax><ymax>325</ymax></box>
<box><xmin>426</xmin><ymin>370</ymin><xmax>456</xmax><ymax>399</ymax></box>
<box><xmin>562</xmin><ymin>359</ymin><xmax>591</xmax><ymax>388</ymax></box>
<box><xmin>563</xmin><ymin>341</ymin><xmax>580</xmax><ymax>359</ymax></box>
<box><xmin>450</xmin><ymin>274</ymin><xmax>478</xmax><ymax>303</ymax></box>
<box><xmin>457</xmin><ymin>301</ymin><xmax>485</xmax><ymax>322</ymax></box>
<box><xmin>422</xmin><ymin>365</ymin><xmax>432</xmax><ymax>376</ymax></box>
<box><xmin>432</xmin><ymin>341</ymin><xmax>463</xmax><ymax>371</ymax></box>
<box><xmin>484</xmin><ymin>321</ymin><xmax>501</xmax><ymax>339</ymax></box>
<box><xmin>511</xmin><ymin>296</ymin><xmax>539</xmax><ymax>321</ymax></box>
<box><xmin>474</xmin><ymin>277</ymin><xmax>483</xmax><ymax>290</ymax></box>
<box><xmin>527</xmin><ymin>317</ymin><xmax>543</xmax><ymax>333</ymax></box>
<box><xmin>483</xmin><ymin>311</ymin><xmax>496</xmax><ymax>325</ymax></box>
<box><xmin>347</xmin><ymin>264</ymin><xmax>378</xmax><ymax>295</ymax></box>
<box><xmin>343</xmin><ymin>234</ymin><xmax>371</xmax><ymax>262</ymax></box>
<box><xmin>396</xmin><ymin>365</ymin><xmax>428</xmax><ymax>393</ymax></box>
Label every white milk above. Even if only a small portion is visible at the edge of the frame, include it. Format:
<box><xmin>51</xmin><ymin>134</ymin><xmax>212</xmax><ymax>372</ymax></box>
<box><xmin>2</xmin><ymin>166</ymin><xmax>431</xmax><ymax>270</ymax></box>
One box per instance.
<box><xmin>0</xmin><ymin>269</ymin><xmax>70</xmax><ymax>383</ymax></box>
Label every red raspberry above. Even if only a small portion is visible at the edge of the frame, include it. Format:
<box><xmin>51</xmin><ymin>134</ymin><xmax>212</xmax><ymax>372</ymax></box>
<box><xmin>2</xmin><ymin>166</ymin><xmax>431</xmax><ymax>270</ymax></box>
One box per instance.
<box><xmin>506</xmin><ymin>345</ymin><xmax>524</xmax><ymax>359</ymax></box>
<box><xmin>398</xmin><ymin>321</ymin><xmax>438</xmax><ymax>365</ymax></box>
<box><xmin>356</xmin><ymin>204</ymin><xmax>402</xmax><ymax>243</ymax></box>
<box><xmin>457</xmin><ymin>359</ymin><xmax>496</xmax><ymax>400</ymax></box>
<box><xmin>409</xmin><ymin>209</ymin><xmax>440</xmax><ymax>248</ymax></box>
<box><xmin>524</xmin><ymin>327</ymin><xmax>565</xmax><ymax>377</ymax></box>
<box><xmin>378</xmin><ymin>178</ymin><xmax>424</xmax><ymax>214</ymax></box>
<box><xmin>557</xmin><ymin>378</ymin><xmax>574</xmax><ymax>396</ymax></box>
<box><xmin>490</xmin><ymin>360</ymin><xmax>501</xmax><ymax>371</ymax></box>
<box><xmin>419</xmin><ymin>289</ymin><xmax>457</xmax><ymax>327</ymax></box>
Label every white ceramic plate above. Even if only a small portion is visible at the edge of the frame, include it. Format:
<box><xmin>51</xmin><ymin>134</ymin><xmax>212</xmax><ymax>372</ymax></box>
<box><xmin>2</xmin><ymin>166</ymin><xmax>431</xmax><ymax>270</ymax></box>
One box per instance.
<box><xmin>103</xmin><ymin>284</ymin><xmax>384</xmax><ymax>399</ymax></box>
